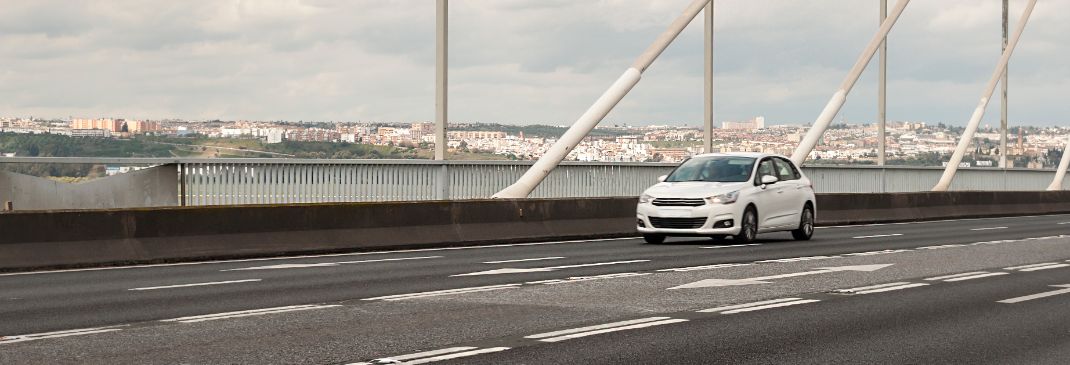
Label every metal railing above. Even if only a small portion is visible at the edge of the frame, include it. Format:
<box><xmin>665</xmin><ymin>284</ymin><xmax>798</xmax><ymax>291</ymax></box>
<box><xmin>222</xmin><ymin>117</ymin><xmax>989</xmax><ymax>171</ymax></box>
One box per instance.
<box><xmin>3</xmin><ymin>157</ymin><xmax>1068</xmax><ymax>208</ymax></box>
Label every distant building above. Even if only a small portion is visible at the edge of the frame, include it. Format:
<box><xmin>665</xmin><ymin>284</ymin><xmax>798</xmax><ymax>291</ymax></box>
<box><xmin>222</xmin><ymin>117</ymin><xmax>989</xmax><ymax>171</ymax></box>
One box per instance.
<box><xmin>71</xmin><ymin>118</ymin><xmax>123</xmax><ymax>132</ymax></box>
<box><xmin>722</xmin><ymin>116</ymin><xmax>765</xmax><ymax>131</ymax></box>
<box><xmin>70</xmin><ymin>129</ymin><xmax>111</xmax><ymax>138</ymax></box>
<box><xmin>448</xmin><ymin>131</ymin><xmax>507</xmax><ymax>139</ymax></box>
<box><xmin>126</xmin><ymin>120</ymin><xmax>159</xmax><ymax>134</ymax></box>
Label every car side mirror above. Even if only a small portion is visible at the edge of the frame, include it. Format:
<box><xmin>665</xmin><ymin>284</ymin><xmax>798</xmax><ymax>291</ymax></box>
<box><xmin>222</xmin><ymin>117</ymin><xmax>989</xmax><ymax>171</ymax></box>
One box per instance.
<box><xmin>657</xmin><ymin>175</ymin><xmax>667</xmax><ymax>182</ymax></box>
<box><xmin>760</xmin><ymin>175</ymin><xmax>778</xmax><ymax>186</ymax></box>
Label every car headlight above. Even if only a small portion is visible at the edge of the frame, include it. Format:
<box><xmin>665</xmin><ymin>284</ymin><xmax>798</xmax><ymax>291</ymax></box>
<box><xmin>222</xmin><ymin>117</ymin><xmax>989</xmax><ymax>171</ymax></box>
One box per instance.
<box><xmin>639</xmin><ymin>194</ymin><xmax>653</xmax><ymax>204</ymax></box>
<box><xmin>705</xmin><ymin>191</ymin><xmax>739</xmax><ymax>205</ymax></box>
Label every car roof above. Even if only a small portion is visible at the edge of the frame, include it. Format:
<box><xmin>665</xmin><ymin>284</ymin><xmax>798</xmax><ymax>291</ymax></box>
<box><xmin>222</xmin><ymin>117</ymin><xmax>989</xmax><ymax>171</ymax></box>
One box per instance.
<box><xmin>689</xmin><ymin>152</ymin><xmax>782</xmax><ymax>159</ymax></box>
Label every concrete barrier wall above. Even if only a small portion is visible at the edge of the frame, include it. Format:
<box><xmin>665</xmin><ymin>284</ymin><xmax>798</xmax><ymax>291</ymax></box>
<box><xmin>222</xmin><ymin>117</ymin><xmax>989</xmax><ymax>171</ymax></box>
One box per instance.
<box><xmin>3</xmin><ymin>192</ymin><xmax>1070</xmax><ymax>271</ymax></box>
<box><xmin>0</xmin><ymin>164</ymin><xmax>179</xmax><ymax>211</ymax></box>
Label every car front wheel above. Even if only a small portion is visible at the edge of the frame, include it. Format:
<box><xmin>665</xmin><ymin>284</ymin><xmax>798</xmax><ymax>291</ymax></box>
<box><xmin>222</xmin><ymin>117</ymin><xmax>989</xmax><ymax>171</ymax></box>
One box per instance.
<box><xmin>791</xmin><ymin>206</ymin><xmax>814</xmax><ymax>241</ymax></box>
<box><xmin>643</xmin><ymin>234</ymin><xmax>666</xmax><ymax>244</ymax></box>
<box><xmin>734</xmin><ymin>207</ymin><xmax>758</xmax><ymax>244</ymax></box>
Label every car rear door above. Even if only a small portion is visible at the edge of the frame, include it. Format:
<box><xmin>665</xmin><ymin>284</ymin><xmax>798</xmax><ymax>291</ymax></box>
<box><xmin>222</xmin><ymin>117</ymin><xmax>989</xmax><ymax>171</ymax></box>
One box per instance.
<box><xmin>773</xmin><ymin>157</ymin><xmax>807</xmax><ymax>227</ymax></box>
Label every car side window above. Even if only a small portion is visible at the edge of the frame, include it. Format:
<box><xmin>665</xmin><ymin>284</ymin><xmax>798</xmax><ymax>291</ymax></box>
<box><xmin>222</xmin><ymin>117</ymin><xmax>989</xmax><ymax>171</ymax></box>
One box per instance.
<box><xmin>773</xmin><ymin>158</ymin><xmax>800</xmax><ymax>181</ymax></box>
<box><xmin>755</xmin><ymin>159</ymin><xmax>776</xmax><ymax>185</ymax></box>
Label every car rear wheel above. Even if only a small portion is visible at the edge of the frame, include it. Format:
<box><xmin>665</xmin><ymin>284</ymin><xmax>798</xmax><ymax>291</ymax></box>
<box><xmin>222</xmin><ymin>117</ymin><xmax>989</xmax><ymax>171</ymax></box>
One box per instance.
<box><xmin>791</xmin><ymin>206</ymin><xmax>814</xmax><ymax>241</ymax></box>
<box><xmin>643</xmin><ymin>234</ymin><xmax>666</xmax><ymax>244</ymax></box>
<box><xmin>734</xmin><ymin>207</ymin><xmax>758</xmax><ymax>244</ymax></box>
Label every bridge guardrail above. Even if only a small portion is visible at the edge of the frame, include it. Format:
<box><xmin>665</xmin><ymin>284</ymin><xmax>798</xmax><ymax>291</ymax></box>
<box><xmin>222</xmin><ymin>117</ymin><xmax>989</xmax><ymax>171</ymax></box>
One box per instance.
<box><xmin>1</xmin><ymin>157</ymin><xmax>1068</xmax><ymax>210</ymax></box>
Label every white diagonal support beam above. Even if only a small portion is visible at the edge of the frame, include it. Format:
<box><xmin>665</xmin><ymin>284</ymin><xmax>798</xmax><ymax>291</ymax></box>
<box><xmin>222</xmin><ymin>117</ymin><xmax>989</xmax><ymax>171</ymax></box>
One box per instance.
<box><xmin>494</xmin><ymin>0</ymin><xmax>713</xmax><ymax>199</ymax></box>
<box><xmin>790</xmin><ymin>0</ymin><xmax>911</xmax><ymax>167</ymax></box>
<box><xmin>1048</xmin><ymin>135</ymin><xmax>1070</xmax><ymax>190</ymax></box>
<box><xmin>933</xmin><ymin>0</ymin><xmax>1038</xmax><ymax>191</ymax></box>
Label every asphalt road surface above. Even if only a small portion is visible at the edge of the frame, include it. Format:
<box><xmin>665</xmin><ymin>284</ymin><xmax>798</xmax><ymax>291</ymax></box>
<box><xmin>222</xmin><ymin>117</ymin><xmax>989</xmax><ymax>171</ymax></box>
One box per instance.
<box><xmin>3</xmin><ymin>214</ymin><xmax>1070</xmax><ymax>364</ymax></box>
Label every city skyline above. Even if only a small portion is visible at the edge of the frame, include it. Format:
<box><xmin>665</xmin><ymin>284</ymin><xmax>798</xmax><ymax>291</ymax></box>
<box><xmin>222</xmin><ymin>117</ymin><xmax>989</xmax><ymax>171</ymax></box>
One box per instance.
<box><xmin>0</xmin><ymin>1</ymin><xmax>1068</xmax><ymax>125</ymax></box>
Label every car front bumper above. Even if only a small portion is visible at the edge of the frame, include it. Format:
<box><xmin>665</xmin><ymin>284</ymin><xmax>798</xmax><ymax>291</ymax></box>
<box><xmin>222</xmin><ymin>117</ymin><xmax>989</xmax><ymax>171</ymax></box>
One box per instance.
<box><xmin>636</xmin><ymin>202</ymin><xmax>743</xmax><ymax>236</ymax></box>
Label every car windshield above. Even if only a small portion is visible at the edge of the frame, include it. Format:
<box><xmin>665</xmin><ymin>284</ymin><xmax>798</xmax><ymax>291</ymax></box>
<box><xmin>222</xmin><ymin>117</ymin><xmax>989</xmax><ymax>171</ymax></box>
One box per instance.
<box><xmin>664</xmin><ymin>156</ymin><xmax>756</xmax><ymax>183</ymax></box>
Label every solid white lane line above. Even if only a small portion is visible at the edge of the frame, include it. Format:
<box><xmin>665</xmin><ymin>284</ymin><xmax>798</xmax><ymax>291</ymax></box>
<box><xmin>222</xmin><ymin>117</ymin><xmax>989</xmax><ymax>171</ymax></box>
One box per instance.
<box><xmin>0</xmin><ymin>326</ymin><xmax>126</xmax><ymax>344</ymax></box>
<box><xmin>998</xmin><ymin>286</ymin><xmax>1070</xmax><ymax>304</ymax></box>
<box><xmin>0</xmin><ymin>238</ymin><xmax>641</xmax><ymax>277</ymax></box>
<box><xmin>549</xmin><ymin>260</ymin><xmax>650</xmax><ymax>269</ymax></box>
<box><xmin>970</xmin><ymin>226</ymin><xmax>1008</xmax><ymax>231</ymax></box>
<box><xmin>852</xmin><ymin>234</ymin><xmax>903</xmax><ymax>239</ymax></box>
<box><xmin>656</xmin><ymin>263</ymin><xmax>750</xmax><ymax>272</ymax></box>
<box><xmin>331</xmin><ymin>256</ymin><xmax>444</xmax><ymax>265</ymax></box>
<box><xmin>1019</xmin><ymin>264</ymin><xmax>1070</xmax><ymax>272</ymax></box>
<box><xmin>835</xmin><ymin>282</ymin><xmax>912</xmax><ymax>292</ymax></box>
<box><xmin>1005</xmin><ymin>262</ymin><xmax>1062</xmax><ymax>270</ymax></box>
<box><xmin>404</xmin><ymin>347</ymin><xmax>512</xmax><ymax>364</ymax></box>
<box><xmin>224</xmin><ymin>256</ymin><xmax>442</xmax><ymax>271</ymax></box>
<box><xmin>356</xmin><ymin>347</ymin><xmax>477</xmax><ymax>364</ymax></box>
<box><xmin>362</xmin><ymin>284</ymin><xmax>522</xmax><ymax>301</ymax></box>
<box><xmin>128</xmin><ymin>279</ymin><xmax>261</xmax><ymax>291</ymax></box>
<box><xmin>720</xmin><ymin>299</ymin><xmax>821</xmax><ymax>314</ymax></box>
<box><xmin>851</xmin><ymin>283</ymin><xmax>929</xmax><ymax>294</ymax></box>
<box><xmin>482</xmin><ymin>257</ymin><xmax>565</xmax><ymax>264</ymax></box>
<box><xmin>536</xmin><ymin>319</ymin><xmax>689</xmax><ymax>343</ymax></box>
<box><xmin>943</xmin><ymin>272</ymin><xmax>1009</xmax><ymax>282</ymax></box>
<box><xmin>925</xmin><ymin>272</ymin><xmax>989</xmax><ymax>281</ymax></box>
<box><xmin>698</xmin><ymin>298</ymin><xmax>805</xmax><ymax>313</ymax></box>
<box><xmin>161</xmin><ymin>305</ymin><xmax>341</xmax><ymax>323</ymax></box>
<box><xmin>699</xmin><ymin>244</ymin><xmax>762</xmax><ymax>249</ymax></box>
<box><xmin>526</xmin><ymin>317</ymin><xmax>671</xmax><ymax>339</ymax></box>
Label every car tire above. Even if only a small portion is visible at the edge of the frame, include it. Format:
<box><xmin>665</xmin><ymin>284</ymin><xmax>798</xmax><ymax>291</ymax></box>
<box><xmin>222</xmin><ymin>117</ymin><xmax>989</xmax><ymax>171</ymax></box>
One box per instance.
<box><xmin>734</xmin><ymin>207</ymin><xmax>758</xmax><ymax>244</ymax></box>
<box><xmin>643</xmin><ymin>234</ymin><xmax>666</xmax><ymax>244</ymax></box>
<box><xmin>791</xmin><ymin>205</ymin><xmax>815</xmax><ymax>241</ymax></box>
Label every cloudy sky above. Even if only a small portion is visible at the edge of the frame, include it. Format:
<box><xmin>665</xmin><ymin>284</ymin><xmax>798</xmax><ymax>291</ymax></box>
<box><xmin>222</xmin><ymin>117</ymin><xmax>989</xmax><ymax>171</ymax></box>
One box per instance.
<box><xmin>0</xmin><ymin>0</ymin><xmax>1067</xmax><ymax>126</ymax></box>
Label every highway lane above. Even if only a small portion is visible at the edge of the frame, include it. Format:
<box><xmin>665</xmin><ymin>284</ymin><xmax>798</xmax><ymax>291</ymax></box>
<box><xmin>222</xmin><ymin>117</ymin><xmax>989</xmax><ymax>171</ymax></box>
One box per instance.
<box><xmin>3</xmin><ymin>214</ymin><xmax>1070</xmax><ymax>336</ymax></box>
<box><xmin>453</xmin><ymin>262</ymin><xmax>1070</xmax><ymax>365</ymax></box>
<box><xmin>2</xmin><ymin>214</ymin><xmax>1070</xmax><ymax>363</ymax></box>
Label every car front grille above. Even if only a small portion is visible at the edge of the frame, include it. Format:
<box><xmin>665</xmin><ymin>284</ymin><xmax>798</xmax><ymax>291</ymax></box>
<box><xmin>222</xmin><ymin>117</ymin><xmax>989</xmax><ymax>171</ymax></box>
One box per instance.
<box><xmin>652</xmin><ymin>198</ymin><xmax>706</xmax><ymax>207</ymax></box>
<box><xmin>649</xmin><ymin>217</ymin><xmax>708</xmax><ymax>229</ymax></box>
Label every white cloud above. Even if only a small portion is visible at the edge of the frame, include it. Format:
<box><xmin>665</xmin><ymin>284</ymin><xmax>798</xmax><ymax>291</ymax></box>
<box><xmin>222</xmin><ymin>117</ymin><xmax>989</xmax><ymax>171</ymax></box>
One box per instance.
<box><xmin>0</xmin><ymin>0</ymin><xmax>1065</xmax><ymax>126</ymax></box>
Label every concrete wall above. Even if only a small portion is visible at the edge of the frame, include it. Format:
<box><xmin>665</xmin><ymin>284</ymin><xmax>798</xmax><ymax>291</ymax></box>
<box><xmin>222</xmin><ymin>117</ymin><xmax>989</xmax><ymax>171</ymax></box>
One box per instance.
<box><xmin>3</xmin><ymin>192</ymin><xmax>1070</xmax><ymax>271</ymax></box>
<box><xmin>0</xmin><ymin>164</ymin><xmax>179</xmax><ymax>211</ymax></box>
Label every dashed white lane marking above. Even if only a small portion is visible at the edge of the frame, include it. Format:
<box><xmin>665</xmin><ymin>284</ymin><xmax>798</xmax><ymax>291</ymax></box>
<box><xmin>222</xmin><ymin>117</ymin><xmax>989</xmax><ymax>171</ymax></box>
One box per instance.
<box><xmin>942</xmin><ymin>272</ymin><xmax>1009</xmax><ymax>282</ymax></box>
<box><xmin>526</xmin><ymin>317</ymin><xmax>689</xmax><ymax>343</ymax></box>
<box><xmin>526</xmin><ymin>317</ymin><xmax>670</xmax><ymax>339</ymax></box>
<box><xmin>527</xmin><ymin>272</ymin><xmax>650</xmax><ymax>285</ymax></box>
<box><xmin>699</xmin><ymin>243</ymin><xmax>762</xmax><ymax>249</ymax></box>
<box><xmin>160</xmin><ymin>304</ymin><xmax>342</xmax><ymax>323</ymax></box>
<box><xmin>351</xmin><ymin>346</ymin><xmax>476</xmax><ymax>364</ymax></box>
<box><xmin>998</xmin><ymin>285</ymin><xmax>1070</xmax><ymax>304</ymax></box>
<box><xmin>852</xmin><ymin>234</ymin><xmax>903</xmax><ymax>239</ymax></box>
<box><xmin>482</xmin><ymin>257</ymin><xmax>565</xmax><ymax>264</ymax></box>
<box><xmin>833</xmin><ymin>282</ymin><xmax>929</xmax><ymax>295</ymax></box>
<box><xmin>925</xmin><ymin>272</ymin><xmax>988</xmax><ymax>281</ymax></box>
<box><xmin>1006</xmin><ymin>262</ymin><xmax>1066</xmax><ymax>271</ymax></box>
<box><xmin>403</xmin><ymin>347</ymin><xmax>512</xmax><ymax>364</ymax></box>
<box><xmin>970</xmin><ymin>226</ymin><xmax>1008</xmax><ymax>231</ymax></box>
<box><xmin>451</xmin><ymin>260</ymin><xmax>650</xmax><ymax>277</ymax></box>
<box><xmin>362</xmin><ymin>284</ymin><xmax>522</xmax><ymax>301</ymax></box>
<box><xmin>1058</xmin><ymin>222</ymin><xmax>1070</xmax><ymax>225</ymax></box>
<box><xmin>128</xmin><ymin>279</ymin><xmax>262</xmax><ymax>291</ymax></box>
<box><xmin>1018</xmin><ymin>264</ymin><xmax>1070</xmax><ymax>272</ymax></box>
<box><xmin>223</xmin><ymin>256</ymin><xmax>442</xmax><ymax>271</ymax></box>
<box><xmin>656</xmin><ymin>263</ymin><xmax>751</xmax><ymax>272</ymax></box>
<box><xmin>350</xmin><ymin>346</ymin><xmax>511</xmax><ymax>365</ymax></box>
<box><xmin>0</xmin><ymin>325</ymin><xmax>126</xmax><ymax>344</ymax></box>
<box><xmin>756</xmin><ymin>255</ymin><xmax>838</xmax><ymax>263</ymax></box>
<box><xmin>698</xmin><ymin>298</ymin><xmax>820</xmax><ymax>314</ymax></box>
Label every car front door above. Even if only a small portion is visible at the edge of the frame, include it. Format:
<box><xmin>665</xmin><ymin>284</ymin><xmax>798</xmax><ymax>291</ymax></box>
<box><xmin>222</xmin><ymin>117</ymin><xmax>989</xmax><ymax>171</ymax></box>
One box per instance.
<box><xmin>751</xmin><ymin>158</ymin><xmax>789</xmax><ymax>230</ymax></box>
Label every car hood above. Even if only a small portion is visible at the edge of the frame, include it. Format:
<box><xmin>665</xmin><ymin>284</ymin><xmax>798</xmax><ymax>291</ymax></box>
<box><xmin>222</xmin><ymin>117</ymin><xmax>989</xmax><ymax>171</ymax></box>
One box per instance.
<box><xmin>643</xmin><ymin>181</ymin><xmax>747</xmax><ymax>199</ymax></box>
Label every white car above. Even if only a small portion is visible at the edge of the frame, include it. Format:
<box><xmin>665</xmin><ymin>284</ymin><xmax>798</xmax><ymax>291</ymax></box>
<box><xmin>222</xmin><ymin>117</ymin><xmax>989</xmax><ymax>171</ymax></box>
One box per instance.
<box><xmin>636</xmin><ymin>152</ymin><xmax>816</xmax><ymax>244</ymax></box>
